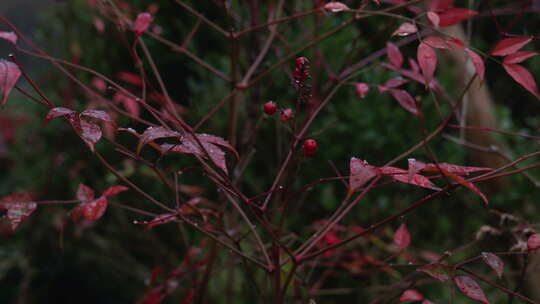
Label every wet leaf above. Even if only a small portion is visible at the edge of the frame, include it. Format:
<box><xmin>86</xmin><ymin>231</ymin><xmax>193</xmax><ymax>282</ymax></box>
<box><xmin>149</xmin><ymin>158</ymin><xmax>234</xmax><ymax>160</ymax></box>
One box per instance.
<box><xmin>503</xmin><ymin>51</ymin><xmax>539</xmax><ymax>64</ymax></box>
<box><xmin>465</xmin><ymin>49</ymin><xmax>485</xmax><ymax>81</ymax></box>
<box><xmin>0</xmin><ymin>59</ymin><xmax>21</xmax><ymax>106</ymax></box>
<box><xmin>400</xmin><ymin>289</ymin><xmax>424</xmax><ymax>302</ymax></box>
<box><xmin>491</xmin><ymin>37</ymin><xmax>532</xmax><ymax>56</ymax></box>
<box><xmin>454</xmin><ymin>276</ymin><xmax>490</xmax><ymax>304</ymax></box>
<box><xmin>442</xmin><ymin>170</ymin><xmax>488</xmax><ymax>204</ymax></box>
<box><xmin>82</xmin><ymin>196</ymin><xmax>108</xmax><ymax>221</ymax></box>
<box><xmin>528</xmin><ymin>233</ymin><xmax>540</xmax><ymax>251</ymax></box>
<box><xmin>481</xmin><ymin>252</ymin><xmax>504</xmax><ymax>278</ymax></box>
<box><xmin>44</xmin><ymin>107</ymin><xmax>76</xmax><ymax>124</ymax></box>
<box><xmin>417</xmin><ymin>263</ymin><xmax>451</xmax><ymax>282</ymax></box>
<box><xmin>81</xmin><ymin>109</ymin><xmax>115</xmax><ymax>124</ymax></box>
<box><xmin>76</xmin><ymin>183</ymin><xmax>95</xmax><ymax>202</ymax></box>
<box><xmin>381</xmin><ymin>166</ymin><xmax>441</xmax><ymax>190</ymax></box>
<box><xmin>349</xmin><ymin>158</ymin><xmax>378</xmax><ymax>191</ymax></box>
<box><xmin>392</xmin><ymin>23</ymin><xmax>418</xmax><ymax>36</ymax></box>
<box><xmin>387</xmin><ymin>42</ymin><xmax>403</xmax><ymax>68</ymax></box>
<box><xmin>134</xmin><ymin>12</ymin><xmax>153</xmax><ymax>35</ymax></box>
<box><xmin>74</xmin><ymin>119</ymin><xmax>102</xmax><ymax>152</ymax></box>
<box><xmin>137</xmin><ymin>126</ymin><xmax>181</xmax><ymax>154</ymax></box>
<box><xmin>394</xmin><ymin>223</ymin><xmax>411</xmax><ymax>249</ymax></box>
<box><xmin>323</xmin><ymin>2</ymin><xmax>349</xmax><ymax>12</ymax></box>
<box><xmin>388</xmin><ymin>89</ymin><xmax>420</xmax><ymax>116</ymax></box>
<box><xmin>503</xmin><ymin>63</ymin><xmax>540</xmax><ymax>99</ymax></box>
<box><xmin>0</xmin><ymin>31</ymin><xmax>17</xmax><ymax>45</ymax></box>
<box><xmin>355</xmin><ymin>82</ymin><xmax>369</xmax><ymax>98</ymax></box>
<box><xmin>418</xmin><ymin>42</ymin><xmax>437</xmax><ymax>86</ymax></box>
<box><xmin>438</xmin><ymin>8</ymin><xmax>478</xmax><ymax>27</ymax></box>
<box><xmin>0</xmin><ymin>193</ymin><xmax>37</xmax><ymax>231</ymax></box>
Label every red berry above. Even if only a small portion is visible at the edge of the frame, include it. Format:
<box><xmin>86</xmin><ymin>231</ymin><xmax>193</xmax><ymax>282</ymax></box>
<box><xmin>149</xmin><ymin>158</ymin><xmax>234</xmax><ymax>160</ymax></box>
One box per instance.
<box><xmin>303</xmin><ymin>139</ymin><xmax>318</xmax><ymax>156</ymax></box>
<box><xmin>280</xmin><ymin>108</ymin><xmax>294</xmax><ymax>122</ymax></box>
<box><xmin>295</xmin><ymin>57</ymin><xmax>309</xmax><ymax>68</ymax></box>
<box><xmin>263</xmin><ymin>101</ymin><xmax>277</xmax><ymax>115</ymax></box>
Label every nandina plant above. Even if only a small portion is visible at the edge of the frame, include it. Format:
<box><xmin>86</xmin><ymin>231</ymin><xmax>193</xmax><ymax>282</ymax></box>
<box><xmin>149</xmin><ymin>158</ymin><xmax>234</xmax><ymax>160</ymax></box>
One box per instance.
<box><xmin>1</xmin><ymin>1</ymin><xmax>540</xmax><ymax>303</ymax></box>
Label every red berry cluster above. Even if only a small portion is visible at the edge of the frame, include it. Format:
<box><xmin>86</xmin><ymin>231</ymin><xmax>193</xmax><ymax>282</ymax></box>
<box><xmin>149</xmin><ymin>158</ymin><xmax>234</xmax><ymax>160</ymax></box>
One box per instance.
<box><xmin>303</xmin><ymin>139</ymin><xmax>318</xmax><ymax>157</ymax></box>
<box><xmin>263</xmin><ymin>101</ymin><xmax>294</xmax><ymax>122</ymax></box>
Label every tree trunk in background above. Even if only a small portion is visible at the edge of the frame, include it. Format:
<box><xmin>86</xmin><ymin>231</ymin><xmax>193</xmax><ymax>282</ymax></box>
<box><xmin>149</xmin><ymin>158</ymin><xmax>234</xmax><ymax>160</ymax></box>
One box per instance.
<box><xmin>441</xmin><ymin>25</ymin><xmax>540</xmax><ymax>302</ymax></box>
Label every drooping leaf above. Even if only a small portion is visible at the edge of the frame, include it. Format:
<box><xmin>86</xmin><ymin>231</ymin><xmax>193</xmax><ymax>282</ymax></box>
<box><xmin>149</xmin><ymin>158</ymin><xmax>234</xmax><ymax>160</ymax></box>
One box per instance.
<box><xmin>44</xmin><ymin>107</ymin><xmax>77</xmax><ymax>124</ymax></box>
<box><xmin>423</xmin><ymin>36</ymin><xmax>450</xmax><ymax>49</ymax></box>
<box><xmin>399</xmin><ymin>289</ymin><xmax>424</xmax><ymax>302</ymax></box>
<box><xmin>491</xmin><ymin>37</ymin><xmax>532</xmax><ymax>56</ymax></box>
<box><xmin>503</xmin><ymin>51</ymin><xmax>539</xmax><ymax>64</ymax></box>
<box><xmin>388</xmin><ymin>89</ymin><xmax>420</xmax><ymax>116</ymax></box>
<box><xmin>137</xmin><ymin>126</ymin><xmax>181</xmax><ymax>154</ymax></box>
<box><xmin>0</xmin><ymin>193</ymin><xmax>37</xmax><ymax>231</ymax></box>
<box><xmin>0</xmin><ymin>59</ymin><xmax>22</xmax><ymax>106</ymax></box>
<box><xmin>162</xmin><ymin>135</ymin><xmax>229</xmax><ymax>174</ymax></box>
<box><xmin>355</xmin><ymin>82</ymin><xmax>369</xmax><ymax>98</ymax></box>
<box><xmin>0</xmin><ymin>31</ymin><xmax>17</xmax><ymax>45</ymax></box>
<box><xmin>392</xmin><ymin>23</ymin><xmax>418</xmax><ymax>36</ymax></box>
<box><xmin>196</xmin><ymin>133</ymin><xmax>239</xmax><ymax>160</ymax></box>
<box><xmin>113</xmin><ymin>91</ymin><xmax>140</xmax><ymax>118</ymax></box>
<box><xmin>80</xmin><ymin>109</ymin><xmax>115</xmax><ymax>124</ymax></box>
<box><xmin>73</xmin><ymin>119</ymin><xmax>102</xmax><ymax>152</ymax></box>
<box><xmin>102</xmin><ymin>185</ymin><xmax>129</xmax><ymax>197</ymax></box>
<box><xmin>349</xmin><ymin>158</ymin><xmax>378</xmax><ymax>192</ymax></box>
<box><xmin>465</xmin><ymin>49</ymin><xmax>485</xmax><ymax>81</ymax></box>
<box><xmin>82</xmin><ymin>196</ymin><xmax>108</xmax><ymax>221</ymax></box>
<box><xmin>429</xmin><ymin>0</ymin><xmax>454</xmax><ymax>11</ymax></box>
<box><xmin>134</xmin><ymin>12</ymin><xmax>153</xmax><ymax>36</ymax></box>
<box><xmin>441</xmin><ymin>170</ymin><xmax>488</xmax><ymax>204</ymax></box>
<box><xmin>528</xmin><ymin>234</ymin><xmax>540</xmax><ymax>251</ymax></box>
<box><xmin>76</xmin><ymin>183</ymin><xmax>95</xmax><ymax>202</ymax></box>
<box><xmin>417</xmin><ymin>263</ymin><xmax>451</xmax><ymax>282</ymax></box>
<box><xmin>481</xmin><ymin>252</ymin><xmax>504</xmax><ymax>278</ymax></box>
<box><xmin>438</xmin><ymin>8</ymin><xmax>478</xmax><ymax>27</ymax></box>
<box><xmin>381</xmin><ymin>166</ymin><xmax>440</xmax><ymax>190</ymax></box>
<box><xmin>427</xmin><ymin>12</ymin><xmax>440</xmax><ymax>27</ymax></box>
<box><xmin>323</xmin><ymin>2</ymin><xmax>349</xmax><ymax>12</ymax></box>
<box><xmin>394</xmin><ymin>223</ymin><xmax>411</xmax><ymax>249</ymax></box>
<box><xmin>387</xmin><ymin>42</ymin><xmax>403</xmax><ymax>69</ymax></box>
<box><xmin>454</xmin><ymin>276</ymin><xmax>490</xmax><ymax>304</ymax></box>
<box><xmin>503</xmin><ymin>63</ymin><xmax>540</xmax><ymax>99</ymax></box>
<box><xmin>417</xmin><ymin>43</ymin><xmax>437</xmax><ymax>86</ymax></box>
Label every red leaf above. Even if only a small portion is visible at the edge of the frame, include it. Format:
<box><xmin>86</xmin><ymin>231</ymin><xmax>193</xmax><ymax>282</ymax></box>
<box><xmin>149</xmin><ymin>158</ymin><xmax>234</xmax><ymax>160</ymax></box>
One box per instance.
<box><xmin>162</xmin><ymin>135</ymin><xmax>229</xmax><ymax>174</ymax></box>
<box><xmin>196</xmin><ymin>133</ymin><xmax>239</xmax><ymax>160</ymax></box>
<box><xmin>82</xmin><ymin>196</ymin><xmax>108</xmax><ymax>221</ymax></box>
<box><xmin>491</xmin><ymin>37</ymin><xmax>532</xmax><ymax>56</ymax></box>
<box><xmin>400</xmin><ymin>289</ymin><xmax>424</xmax><ymax>302</ymax></box>
<box><xmin>355</xmin><ymin>82</ymin><xmax>369</xmax><ymax>98</ymax></box>
<box><xmin>417</xmin><ymin>263</ymin><xmax>451</xmax><ymax>282</ymax></box>
<box><xmin>134</xmin><ymin>12</ymin><xmax>153</xmax><ymax>36</ymax></box>
<box><xmin>429</xmin><ymin>0</ymin><xmax>454</xmax><ymax>11</ymax></box>
<box><xmin>0</xmin><ymin>193</ymin><xmax>37</xmax><ymax>231</ymax></box>
<box><xmin>73</xmin><ymin>119</ymin><xmax>102</xmax><ymax>152</ymax></box>
<box><xmin>423</xmin><ymin>36</ymin><xmax>450</xmax><ymax>49</ymax></box>
<box><xmin>427</xmin><ymin>12</ymin><xmax>440</xmax><ymax>27</ymax></box>
<box><xmin>387</xmin><ymin>42</ymin><xmax>404</xmax><ymax>69</ymax></box>
<box><xmin>113</xmin><ymin>91</ymin><xmax>140</xmax><ymax>118</ymax></box>
<box><xmin>431</xmin><ymin>162</ymin><xmax>491</xmax><ymax>175</ymax></box>
<box><xmin>438</xmin><ymin>8</ymin><xmax>478</xmax><ymax>27</ymax></box>
<box><xmin>117</xmin><ymin>71</ymin><xmax>143</xmax><ymax>86</ymax></box>
<box><xmin>503</xmin><ymin>51</ymin><xmax>539</xmax><ymax>64</ymax></box>
<box><xmin>409</xmin><ymin>58</ymin><xmax>420</xmax><ymax>73</ymax></box>
<box><xmin>392</xmin><ymin>23</ymin><xmax>418</xmax><ymax>36</ymax></box>
<box><xmin>528</xmin><ymin>233</ymin><xmax>540</xmax><ymax>251</ymax></box>
<box><xmin>481</xmin><ymin>252</ymin><xmax>504</xmax><ymax>278</ymax></box>
<box><xmin>417</xmin><ymin>43</ymin><xmax>437</xmax><ymax>86</ymax></box>
<box><xmin>137</xmin><ymin>126</ymin><xmax>181</xmax><ymax>154</ymax></box>
<box><xmin>381</xmin><ymin>63</ymin><xmax>440</xmax><ymax>91</ymax></box>
<box><xmin>81</xmin><ymin>109</ymin><xmax>115</xmax><ymax>124</ymax></box>
<box><xmin>145</xmin><ymin>213</ymin><xmax>178</xmax><ymax>228</ymax></box>
<box><xmin>381</xmin><ymin>166</ymin><xmax>441</xmax><ymax>190</ymax></box>
<box><xmin>102</xmin><ymin>185</ymin><xmax>129</xmax><ymax>197</ymax></box>
<box><xmin>447</xmin><ymin>38</ymin><xmax>465</xmax><ymax>49</ymax></box>
<box><xmin>465</xmin><ymin>49</ymin><xmax>485</xmax><ymax>81</ymax></box>
<box><xmin>383</xmin><ymin>77</ymin><xmax>408</xmax><ymax>89</ymax></box>
<box><xmin>323</xmin><ymin>2</ymin><xmax>349</xmax><ymax>12</ymax></box>
<box><xmin>349</xmin><ymin>158</ymin><xmax>378</xmax><ymax>191</ymax></box>
<box><xmin>389</xmin><ymin>89</ymin><xmax>420</xmax><ymax>116</ymax></box>
<box><xmin>0</xmin><ymin>59</ymin><xmax>21</xmax><ymax>106</ymax></box>
<box><xmin>454</xmin><ymin>276</ymin><xmax>490</xmax><ymax>304</ymax></box>
<box><xmin>442</xmin><ymin>170</ymin><xmax>488</xmax><ymax>204</ymax></box>
<box><xmin>44</xmin><ymin>107</ymin><xmax>76</xmax><ymax>124</ymax></box>
<box><xmin>503</xmin><ymin>63</ymin><xmax>540</xmax><ymax>99</ymax></box>
<box><xmin>394</xmin><ymin>223</ymin><xmax>411</xmax><ymax>249</ymax></box>
<box><xmin>76</xmin><ymin>183</ymin><xmax>95</xmax><ymax>202</ymax></box>
<box><xmin>91</xmin><ymin>77</ymin><xmax>107</xmax><ymax>92</ymax></box>
<box><xmin>0</xmin><ymin>31</ymin><xmax>17</xmax><ymax>45</ymax></box>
